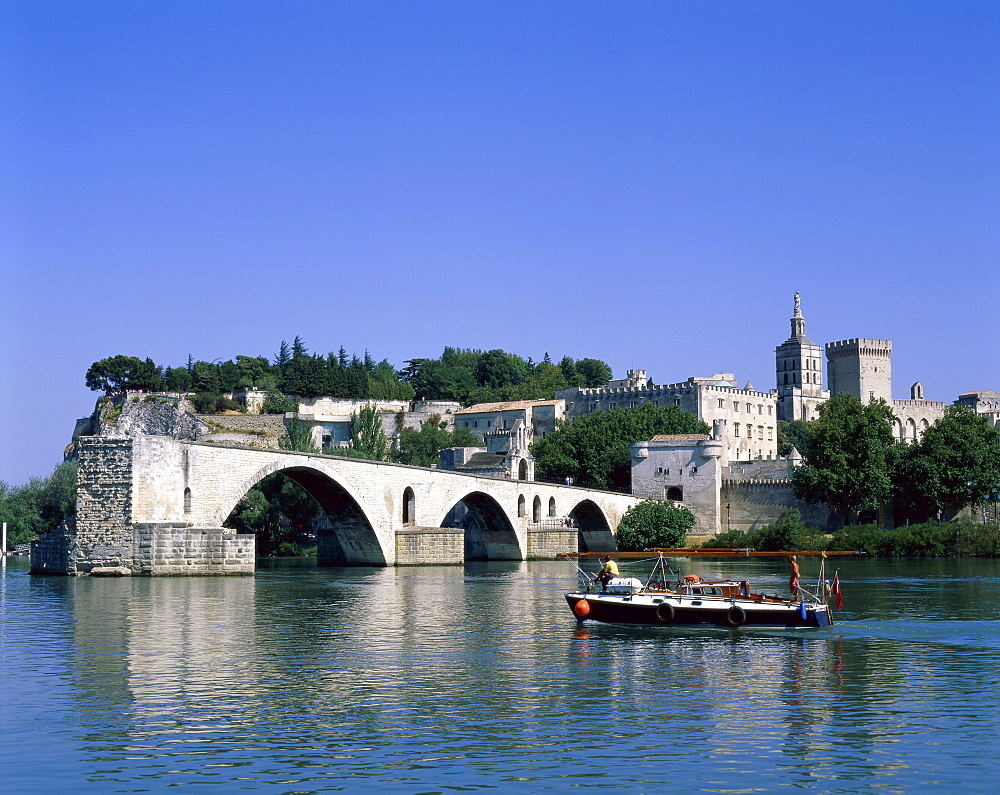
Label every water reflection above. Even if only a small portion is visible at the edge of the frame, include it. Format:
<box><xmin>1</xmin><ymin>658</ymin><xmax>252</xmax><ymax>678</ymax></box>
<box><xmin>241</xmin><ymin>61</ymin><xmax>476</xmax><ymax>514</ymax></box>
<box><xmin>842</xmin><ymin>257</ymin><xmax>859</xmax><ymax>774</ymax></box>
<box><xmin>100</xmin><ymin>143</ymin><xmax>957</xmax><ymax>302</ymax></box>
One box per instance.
<box><xmin>2</xmin><ymin>556</ymin><xmax>997</xmax><ymax>790</ymax></box>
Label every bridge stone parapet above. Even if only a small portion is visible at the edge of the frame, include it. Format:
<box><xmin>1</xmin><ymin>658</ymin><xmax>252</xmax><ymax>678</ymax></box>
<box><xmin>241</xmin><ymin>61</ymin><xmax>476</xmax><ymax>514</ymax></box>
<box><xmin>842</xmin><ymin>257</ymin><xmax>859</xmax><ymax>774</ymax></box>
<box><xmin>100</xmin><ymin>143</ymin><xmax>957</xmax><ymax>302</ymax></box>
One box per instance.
<box><xmin>34</xmin><ymin>436</ymin><xmax>641</xmax><ymax>575</ymax></box>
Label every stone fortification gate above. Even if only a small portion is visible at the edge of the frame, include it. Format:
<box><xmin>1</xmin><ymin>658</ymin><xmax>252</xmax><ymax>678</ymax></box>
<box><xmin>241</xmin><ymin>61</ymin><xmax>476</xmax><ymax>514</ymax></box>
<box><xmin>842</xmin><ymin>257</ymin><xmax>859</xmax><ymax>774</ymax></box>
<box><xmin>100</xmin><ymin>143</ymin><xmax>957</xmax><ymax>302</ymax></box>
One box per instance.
<box><xmin>32</xmin><ymin>437</ymin><xmax>639</xmax><ymax>575</ymax></box>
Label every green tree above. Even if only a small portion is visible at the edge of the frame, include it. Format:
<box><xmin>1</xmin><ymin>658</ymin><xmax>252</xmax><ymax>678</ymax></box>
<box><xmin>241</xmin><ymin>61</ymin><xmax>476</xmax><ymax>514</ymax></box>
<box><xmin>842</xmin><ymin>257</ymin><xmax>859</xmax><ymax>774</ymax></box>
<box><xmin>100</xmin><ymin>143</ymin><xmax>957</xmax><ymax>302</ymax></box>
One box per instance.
<box><xmin>615</xmin><ymin>499</ymin><xmax>696</xmax><ymax>550</ymax></box>
<box><xmin>531</xmin><ymin>402</ymin><xmax>710</xmax><ymax>489</ymax></box>
<box><xmin>475</xmin><ymin>349</ymin><xmax>527</xmax><ymax>390</ymax></box>
<box><xmin>278</xmin><ymin>414</ymin><xmax>319</xmax><ymax>453</ymax></box>
<box><xmin>162</xmin><ymin>365</ymin><xmax>193</xmax><ymax>392</ymax></box>
<box><xmin>0</xmin><ymin>460</ymin><xmax>77</xmax><ymax>548</ymax></box>
<box><xmin>349</xmin><ymin>404</ymin><xmax>389</xmax><ymax>461</ymax></box>
<box><xmin>234</xmin><ymin>355</ymin><xmax>276</xmax><ymax>389</ymax></box>
<box><xmin>777</xmin><ymin>419</ymin><xmax>812</xmax><ymax>457</ymax></box>
<box><xmin>85</xmin><ymin>355</ymin><xmax>162</xmax><ymax>393</ymax></box>
<box><xmin>262</xmin><ymin>391</ymin><xmax>297</xmax><ymax>414</ymax></box>
<box><xmin>894</xmin><ymin>406</ymin><xmax>1000</xmax><ymax>521</ymax></box>
<box><xmin>792</xmin><ymin>393</ymin><xmax>897</xmax><ymax>525</ymax></box>
<box><xmin>396</xmin><ymin>414</ymin><xmax>482</xmax><ymax>467</ymax></box>
<box><xmin>574</xmin><ymin>358</ymin><xmax>613</xmax><ymax>388</ymax></box>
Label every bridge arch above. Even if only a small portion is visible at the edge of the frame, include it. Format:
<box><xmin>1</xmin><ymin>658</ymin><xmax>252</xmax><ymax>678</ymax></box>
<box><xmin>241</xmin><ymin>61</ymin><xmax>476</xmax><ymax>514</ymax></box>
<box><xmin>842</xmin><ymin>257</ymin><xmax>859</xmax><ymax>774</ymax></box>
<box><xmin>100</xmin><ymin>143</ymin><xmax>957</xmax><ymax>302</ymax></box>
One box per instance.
<box><xmin>570</xmin><ymin>499</ymin><xmax>616</xmax><ymax>553</ymax></box>
<box><xmin>221</xmin><ymin>458</ymin><xmax>388</xmax><ymax>566</ymax></box>
<box><xmin>440</xmin><ymin>490</ymin><xmax>522</xmax><ymax>561</ymax></box>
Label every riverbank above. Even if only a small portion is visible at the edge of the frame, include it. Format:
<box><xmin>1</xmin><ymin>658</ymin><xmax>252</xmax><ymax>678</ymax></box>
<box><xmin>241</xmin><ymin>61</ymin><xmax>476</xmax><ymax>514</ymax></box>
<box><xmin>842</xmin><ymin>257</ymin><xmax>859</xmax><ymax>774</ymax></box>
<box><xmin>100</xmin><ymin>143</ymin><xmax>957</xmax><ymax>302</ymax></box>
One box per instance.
<box><xmin>705</xmin><ymin>518</ymin><xmax>1000</xmax><ymax>557</ymax></box>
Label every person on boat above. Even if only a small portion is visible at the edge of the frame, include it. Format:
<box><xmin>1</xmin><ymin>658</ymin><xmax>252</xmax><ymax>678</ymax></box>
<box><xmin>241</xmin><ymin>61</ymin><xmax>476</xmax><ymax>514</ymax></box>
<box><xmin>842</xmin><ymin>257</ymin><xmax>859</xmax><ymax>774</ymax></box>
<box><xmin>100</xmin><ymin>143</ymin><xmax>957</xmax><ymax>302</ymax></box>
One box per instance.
<box><xmin>594</xmin><ymin>556</ymin><xmax>619</xmax><ymax>591</ymax></box>
<box><xmin>788</xmin><ymin>555</ymin><xmax>800</xmax><ymax>597</ymax></box>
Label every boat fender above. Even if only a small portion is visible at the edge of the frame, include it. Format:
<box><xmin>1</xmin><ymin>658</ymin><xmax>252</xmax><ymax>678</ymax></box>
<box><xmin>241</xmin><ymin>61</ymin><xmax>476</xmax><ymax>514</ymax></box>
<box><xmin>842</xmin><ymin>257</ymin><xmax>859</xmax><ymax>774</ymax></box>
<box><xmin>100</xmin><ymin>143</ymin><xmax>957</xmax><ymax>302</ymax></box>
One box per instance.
<box><xmin>683</xmin><ymin>574</ymin><xmax>701</xmax><ymax>584</ymax></box>
<box><xmin>799</xmin><ymin>601</ymin><xmax>808</xmax><ymax>621</ymax></box>
<box><xmin>656</xmin><ymin>602</ymin><xmax>675</xmax><ymax>623</ymax></box>
<box><xmin>573</xmin><ymin>599</ymin><xmax>591</xmax><ymax>619</ymax></box>
<box><xmin>726</xmin><ymin>605</ymin><xmax>746</xmax><ymax>627</ymax></box>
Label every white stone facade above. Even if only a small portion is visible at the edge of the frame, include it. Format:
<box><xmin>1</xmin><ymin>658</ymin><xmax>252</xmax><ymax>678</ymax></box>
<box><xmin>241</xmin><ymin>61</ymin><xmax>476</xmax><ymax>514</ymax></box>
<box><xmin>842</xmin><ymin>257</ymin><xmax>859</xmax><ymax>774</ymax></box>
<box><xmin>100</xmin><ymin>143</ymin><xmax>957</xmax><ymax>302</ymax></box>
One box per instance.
<box><xmin>454</xmin><ymin>399</ymin><xmax>565</xmax><ymax>445</ymax></box>
<box><xmin>558</xmin><ymin>375</ymin><xmax>779</xmax><ymax>462</ymax></box>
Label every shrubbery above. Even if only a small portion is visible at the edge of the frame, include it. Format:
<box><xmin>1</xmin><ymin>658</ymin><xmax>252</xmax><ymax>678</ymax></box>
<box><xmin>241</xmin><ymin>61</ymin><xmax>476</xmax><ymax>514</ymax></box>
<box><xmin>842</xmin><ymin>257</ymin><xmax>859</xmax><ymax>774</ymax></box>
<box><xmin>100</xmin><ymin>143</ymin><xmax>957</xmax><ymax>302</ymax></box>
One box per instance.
<box><xmin>827</xmin><ymin>521</ymin><xmax>1000</xmax><ymax>557</ymax></box>
<box><xmin>703</xmin><ymin>509</ymin><xmax>829</xmax><ymax>552</ymax></box>
<box><xmin>615</xmin><ymin>500</ymin><xmax>696</xmax><ymax>551</ymax></box>
<box><xmin>190</xmin><ymin>392</ymin><xmax>243</xmax><ymax>414</ymax></box>
<box><xmin>702</xmin><ymin>512</ymin><xmax>1000</xmax><ymax>557</ymax></box>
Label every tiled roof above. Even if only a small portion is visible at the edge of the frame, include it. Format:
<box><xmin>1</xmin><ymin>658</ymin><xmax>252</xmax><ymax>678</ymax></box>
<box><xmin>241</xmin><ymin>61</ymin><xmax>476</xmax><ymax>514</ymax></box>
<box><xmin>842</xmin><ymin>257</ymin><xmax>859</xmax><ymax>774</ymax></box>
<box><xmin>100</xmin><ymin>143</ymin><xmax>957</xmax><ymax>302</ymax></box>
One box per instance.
<box><xmin>456</xmin><ymin>399</ymin><xmax>562</xmax><ymax>414</ymax></box>
<box><xmin>650</xmin><ymin>434</ymin><xmax>712</xmax><ymax>442</ymax></box>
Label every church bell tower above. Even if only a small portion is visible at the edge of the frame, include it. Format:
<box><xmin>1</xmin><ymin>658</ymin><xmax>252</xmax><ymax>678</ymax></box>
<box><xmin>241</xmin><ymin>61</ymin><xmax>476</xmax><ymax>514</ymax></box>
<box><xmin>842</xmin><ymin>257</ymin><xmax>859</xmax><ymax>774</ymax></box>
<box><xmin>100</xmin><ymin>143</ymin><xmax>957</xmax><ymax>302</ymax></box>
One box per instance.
<box><xmin>775</xmin><ymin>292</ymin><xmax>826</xmax><ymax>422</ymax></box>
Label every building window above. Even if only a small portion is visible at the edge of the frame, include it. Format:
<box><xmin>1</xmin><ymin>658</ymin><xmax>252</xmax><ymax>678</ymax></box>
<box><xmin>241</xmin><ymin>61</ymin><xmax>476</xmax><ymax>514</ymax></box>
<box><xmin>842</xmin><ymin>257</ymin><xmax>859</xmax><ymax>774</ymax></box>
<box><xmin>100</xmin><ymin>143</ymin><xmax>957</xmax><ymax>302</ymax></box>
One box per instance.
<box><xmin>758</xmin><ymin>405</ymin><xmax>763</xmax><ymax>414</ymax></box>
<box><xmin>183</xmin><ymin>488</ymin><xmax>192</xmax><ymax>513</ymax></box>
<box><xmin>768</xmin><ymin>427</ymin><xmax>773</xmax><ymax>440</ymax></box>
<box><xmin>690</xmin><ymin>466</ymin><xmax>698</xmax><ymax>475</ymax></box>
<box><xmin>734</xmin><ymin>424</ymin><xmax>740</xmax><ymax>437</ymax></box>
<box><xmin>746</xmin><ymin>403</ymin><xmax>752</xmax><ymax>413</ymax></box>
<box><xmin>718</xmin><ymin>398</ymin><xmax>724</xmax><ymax>408</ymax></box>
<box><xmin>674</xmin><ymin>398</ymin><xmax>681</xmax><ymax>405</ymax></box>
<box><xmin>758</xmin><ymin>426</ymin><xmax>764</xmax><ymax>439</ymax></box>
<box><xmin>548</xmin><ymin>497</ymin><xmax>557</xmax><ymax>517</ymax></box>
<box><xmin>518</xmin><ymin>495</ymin><xmax>526</xmax><ymax>517</ymax></box>
<box><xmin>734</xmin><ymin>401</ymin><xmax>739</xmax><ymax>411</ymax></box>
<box><xmin>768</xmin><ymin>406</ymin><xmax>773</xmax><ymax>415</ymax></box>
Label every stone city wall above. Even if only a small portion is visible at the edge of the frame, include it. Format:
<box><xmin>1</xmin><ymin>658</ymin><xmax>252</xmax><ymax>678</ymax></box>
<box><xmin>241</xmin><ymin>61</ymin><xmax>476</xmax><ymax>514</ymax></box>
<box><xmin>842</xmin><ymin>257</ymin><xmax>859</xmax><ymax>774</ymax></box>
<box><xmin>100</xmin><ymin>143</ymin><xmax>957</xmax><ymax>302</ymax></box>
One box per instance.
<box><xmin>719</xmin><ymin>479</ymin><xmax>830</xmax><ymax>533</ymax></box>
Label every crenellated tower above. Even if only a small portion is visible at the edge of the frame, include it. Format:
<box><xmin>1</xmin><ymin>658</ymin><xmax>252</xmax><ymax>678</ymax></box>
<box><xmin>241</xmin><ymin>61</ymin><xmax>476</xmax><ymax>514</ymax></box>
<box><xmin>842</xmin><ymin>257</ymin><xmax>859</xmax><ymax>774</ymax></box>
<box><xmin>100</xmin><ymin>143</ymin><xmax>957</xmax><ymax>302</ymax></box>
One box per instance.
<box><xmin>825</xmin><ymin>338</ymin><xmax>892</xmax><ymax>404</ymax></box>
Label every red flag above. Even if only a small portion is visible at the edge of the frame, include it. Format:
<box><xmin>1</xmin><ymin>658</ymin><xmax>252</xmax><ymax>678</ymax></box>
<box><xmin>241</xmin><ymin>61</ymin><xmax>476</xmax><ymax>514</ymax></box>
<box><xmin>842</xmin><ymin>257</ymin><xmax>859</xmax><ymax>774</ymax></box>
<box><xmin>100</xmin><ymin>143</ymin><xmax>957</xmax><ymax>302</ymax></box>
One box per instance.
<box><xmin>832</xmin><ymin>571</ymin><xmax>843</xmax><ymax>611</ymax></box>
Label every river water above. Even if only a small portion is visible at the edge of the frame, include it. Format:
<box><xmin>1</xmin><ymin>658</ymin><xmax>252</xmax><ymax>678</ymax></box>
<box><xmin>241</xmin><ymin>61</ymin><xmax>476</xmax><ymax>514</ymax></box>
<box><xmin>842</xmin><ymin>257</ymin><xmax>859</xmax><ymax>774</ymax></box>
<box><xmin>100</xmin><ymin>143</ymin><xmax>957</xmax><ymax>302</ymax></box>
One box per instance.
<box><xmin>2</xmin><ymin>555</ymin><xmax>998</xmax><ymax>792</ymax></box>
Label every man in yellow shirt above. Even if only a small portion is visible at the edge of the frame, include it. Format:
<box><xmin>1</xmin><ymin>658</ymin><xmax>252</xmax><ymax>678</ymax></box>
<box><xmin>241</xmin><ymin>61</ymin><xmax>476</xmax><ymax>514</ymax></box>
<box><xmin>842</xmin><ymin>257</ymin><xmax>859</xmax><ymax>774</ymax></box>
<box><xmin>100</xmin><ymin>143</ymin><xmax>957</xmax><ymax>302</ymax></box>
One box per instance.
<box><xmin>595</xmin><ymin>555</ymin><xmax>619</xmax><ymax>591</ymax></box>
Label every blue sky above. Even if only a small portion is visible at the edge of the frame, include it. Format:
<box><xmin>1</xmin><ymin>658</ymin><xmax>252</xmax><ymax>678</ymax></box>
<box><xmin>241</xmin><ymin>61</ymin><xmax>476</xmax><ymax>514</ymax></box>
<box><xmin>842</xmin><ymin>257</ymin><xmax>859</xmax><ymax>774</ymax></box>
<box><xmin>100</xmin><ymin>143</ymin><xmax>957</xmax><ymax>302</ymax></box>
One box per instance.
<box><xmin>1</xmin><ymin>1</ymin><xmax>997</xmax><ymax>485</ymax></box>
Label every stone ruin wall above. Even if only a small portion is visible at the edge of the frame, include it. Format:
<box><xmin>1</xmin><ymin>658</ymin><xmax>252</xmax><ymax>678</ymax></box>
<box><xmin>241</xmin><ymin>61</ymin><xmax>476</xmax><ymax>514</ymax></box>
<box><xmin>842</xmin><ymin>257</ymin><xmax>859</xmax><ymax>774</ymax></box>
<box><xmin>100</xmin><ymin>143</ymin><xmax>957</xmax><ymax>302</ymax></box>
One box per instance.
<box><xmin>32</xmin><ymin>436</ymin><xmax>255</xmax><ymax>576</ymax></box>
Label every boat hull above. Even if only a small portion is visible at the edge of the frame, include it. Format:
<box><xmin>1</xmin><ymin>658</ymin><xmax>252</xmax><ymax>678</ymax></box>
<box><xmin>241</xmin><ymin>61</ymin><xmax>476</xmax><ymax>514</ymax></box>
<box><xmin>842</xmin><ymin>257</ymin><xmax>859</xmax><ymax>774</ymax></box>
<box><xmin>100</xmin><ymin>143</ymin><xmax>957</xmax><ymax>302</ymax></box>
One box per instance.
<box><xmin>565</xmin><ymin>592</ymin><xmax>833</xmax><ymax>629</ymax></box>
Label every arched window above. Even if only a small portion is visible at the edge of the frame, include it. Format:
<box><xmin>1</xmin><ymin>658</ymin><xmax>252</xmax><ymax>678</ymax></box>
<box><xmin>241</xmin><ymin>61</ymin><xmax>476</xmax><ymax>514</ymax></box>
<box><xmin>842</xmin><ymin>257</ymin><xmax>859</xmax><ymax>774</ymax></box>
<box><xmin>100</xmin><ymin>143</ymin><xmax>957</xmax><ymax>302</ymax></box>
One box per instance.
<box><xmin>532</xmin><ymin>496</ymin><xmax>541</xmax><ymax>522</ymax></box>
<box><xmin>402</xmin><ymin>487</ymin><xmax>415</xmax><ymax>525</ymax></box>
<box><xmin>518</xmin><ymin>494</ymin><xmax>526</xmax><ymax>517</ymax></box>
<box><xmin>517</xmin><ymin>459</ymin><xmax>528</xmax><ymax>480</ymax></box>
<box><xmin>183</xmin><ymin>487</ymin><xmax>192</xmax><ymax>513</ymax></box>
<box><xmin>548</xmin><ymin>497</ymin><xmax>556</xmax><ymax>517</ymax></box>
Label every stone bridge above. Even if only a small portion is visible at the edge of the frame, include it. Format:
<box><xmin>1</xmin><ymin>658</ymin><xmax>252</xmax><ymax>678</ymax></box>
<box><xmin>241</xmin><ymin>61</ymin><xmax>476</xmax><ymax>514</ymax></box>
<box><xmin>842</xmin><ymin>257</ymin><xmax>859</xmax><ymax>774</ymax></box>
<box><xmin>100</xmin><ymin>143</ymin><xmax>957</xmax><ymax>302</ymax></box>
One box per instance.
<box><xmin>32</xmin><ymin>436</ymin><xmax>641</xmax><ymax>575</ymax></box>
